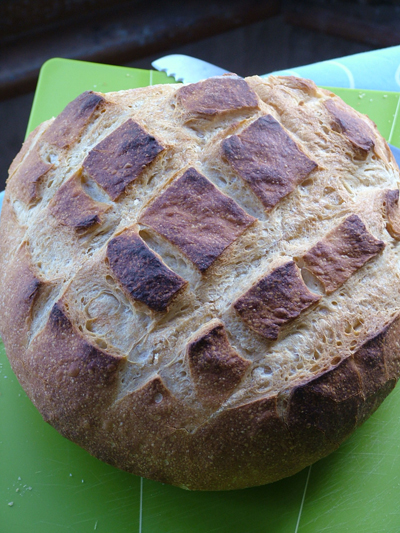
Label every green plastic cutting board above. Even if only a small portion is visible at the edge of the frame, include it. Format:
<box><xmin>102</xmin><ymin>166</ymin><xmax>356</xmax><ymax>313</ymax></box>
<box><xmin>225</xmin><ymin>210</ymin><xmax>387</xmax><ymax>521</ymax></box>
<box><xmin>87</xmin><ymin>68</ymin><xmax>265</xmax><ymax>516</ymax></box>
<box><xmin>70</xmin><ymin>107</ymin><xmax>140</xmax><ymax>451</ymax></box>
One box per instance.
<box><xmin>2</xmin><ymin>58</ymin><xmax>400</xmax><ymax>533</ymax></box>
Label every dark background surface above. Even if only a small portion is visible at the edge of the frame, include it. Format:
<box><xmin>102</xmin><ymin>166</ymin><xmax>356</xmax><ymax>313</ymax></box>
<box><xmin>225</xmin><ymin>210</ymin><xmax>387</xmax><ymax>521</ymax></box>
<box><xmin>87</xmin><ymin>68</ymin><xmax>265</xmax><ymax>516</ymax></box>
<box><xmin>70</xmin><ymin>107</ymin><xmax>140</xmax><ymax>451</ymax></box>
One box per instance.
<box><xmin>2</xmin><ymin>0</ymin><xmax>396</xmax><ymax>192</ymax></box>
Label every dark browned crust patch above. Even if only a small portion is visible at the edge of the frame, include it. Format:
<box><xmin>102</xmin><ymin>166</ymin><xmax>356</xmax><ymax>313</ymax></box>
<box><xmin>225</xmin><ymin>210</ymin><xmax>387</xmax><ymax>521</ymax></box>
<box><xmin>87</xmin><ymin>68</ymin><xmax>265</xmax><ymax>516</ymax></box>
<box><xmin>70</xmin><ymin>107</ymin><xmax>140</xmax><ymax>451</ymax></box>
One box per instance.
<box><xmin>0</xmin><ymin>242</ymin><xmax>43</xmax><ymax>355</ymax></box>
<box><xmin>36</xmin><ymin>314</ymin><xmax>400</xmax><ymax>491</ymax></box>
<box><xmin>288</xmin><ymin>357</ymin><xmax>363</xmax><ymax>448</ymax></box>
<box><xmin>384</xmin><ymin>189</ymin><xmax>400</xmax><ymax>240</ymax></box>
<box><xmin>112</xmin><ymin>376</ymin><xmax>190</xmax><ymax>431</ymax></box>
<box><xmin>186</xmin><ymin>321</ymin><xmax>251</xmax><ymax>409</ymax></box>
<box><xmin>93</xmin><ymin>376</ymin><xmax>199</xmax><ymax>486</ymax></box>
<box><xmin>2</xmin><ymin>241</ymin><xmax>400</xmax><ymax>490</ymax></box>
<box><xmin>24</xmin><ymin>301</ymin><xmax>125</xmax><ymax>435</ymax></box>
<box><xmin>190</xmin><ymin>394</ymin><xmax>298</xmax><ymax>490</ymax></box>
<box><xmin>234</xmin><ymin>261</ymin><xmax>321</xmax><ymax>340</ymax></box>
<box><xmin>8</xmin><ymin>148</ymin><xmax>53</xmax><ymax>205</ymax></box>
<box><xmin>4</xmin><ymin>77</ymin><xmax>400</xmax><ymax>493</ymax></box>
<box><xmin>353</xmin><ymin>323</ymin><xmax>398</xmax><ymax>424</ymax></box>
<box><xmin>106</xmin><ymin>229</ymin><xmax>187</xmax><ymax>312</ymax></box>
<box><xmin>49</xmin><ymin>171</ymin><xmax>110</xmax><ymax>234</ymax></box>
<box><xmin>288</xmin><ymin>315</ymin><xmax>400</xmax><ymax>455</ymax></box>
<box><xmin>42</xmin><ymin>91</ymin><xmax>106</xmax><ymax>149</ymax></box>
<box><xmin>184</xmin><ymin>315</ymin><xmax>400</xmax><ymax>490</ymax></box>
<box><xmin>176</xmin><ymin>76</ymin><xmax>258</xmax><ymax>119</ymax></box>
<box><xmin>324</xmin><ymin>98</ymin><xmax>375</xmax><ymax>157</ymax></box>
<box><xmin>139</xmin><ymin>167</ymin><xmax>255</xmax><ymax>272</ymax></box>
<box><xmin>222</xmin><ymin>115</ymin><xmax>317</xmax><ymax>211</ymax></box>
<box><xmin>83</xmin><ymin>119</ymin><xmax>165</xmax><ymax>201</ymax></box>
<box><xmin>302</xmin><ymin>214</ymin><xmax>385</xmax><ymax>294</ymax></box>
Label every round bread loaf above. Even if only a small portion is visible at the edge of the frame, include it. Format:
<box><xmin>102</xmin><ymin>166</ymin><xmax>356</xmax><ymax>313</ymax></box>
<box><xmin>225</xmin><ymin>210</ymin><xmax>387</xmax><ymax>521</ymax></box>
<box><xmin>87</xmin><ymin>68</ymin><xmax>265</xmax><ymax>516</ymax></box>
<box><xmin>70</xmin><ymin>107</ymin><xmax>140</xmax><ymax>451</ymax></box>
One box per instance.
<box><xmin>1</xmin><ymin>75</ymin><xmax>400</xmax><ymax>491</ymax></box>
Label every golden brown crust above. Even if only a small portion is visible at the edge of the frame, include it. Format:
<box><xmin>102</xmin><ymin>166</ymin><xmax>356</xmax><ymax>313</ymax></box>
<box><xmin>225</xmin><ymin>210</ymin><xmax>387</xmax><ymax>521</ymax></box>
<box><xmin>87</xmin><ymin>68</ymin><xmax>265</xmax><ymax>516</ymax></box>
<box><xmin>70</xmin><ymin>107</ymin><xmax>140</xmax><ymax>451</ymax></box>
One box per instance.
<box><xmin>92</xmin><ymin>314</ymin><xmax>400</xmax><ymax>490</ymax></box>
<box><xmin>184</xmin><ymin>316</ymin><xmax>400</xmax><ymax>490</ymax></box>
<box><xmin>2</xmin><ymin>76</ymin><xmax>400</xmax><ymax>491</ymax></box>
<box><xmin>234</xmin><ymin>261</ymin><xmax>321</xmax><ymax>340</ymax></box>
<box><xmin>83</xmin><ymin>119</ymin><xmax>165</xmax><ymax>200</ymax></box>
<box><xmin>302</xmin><ymin>214</ymin><xmax>385</xmax><ymax>294</ymax></box>
<box><xmin>8</xmin><ymin>123</ymin><xmax>49</xmax><ymax>179</ymax></box>
<box><xmin>7</xmin><ymin>148</ymin><xmax>53</xmax><ymax>205</ymax></box>
<box><xmin>140</xmin><ymin>167</ymin><xmax>255</xmax><ymax>271</ymax></box>
<box><xmin>278</xmin><ymin>75</ymin><xmax>319</xmax><ymax>96</ymax></box>
<box><xmin>111</xmin><ymin>375</ymin><xmax>195</xmax><ymax>436</ymax></box>
<box><xmin>222</xmin><ymin>114</ymin><xmax>317</xmax><ymax>210</ymax></box>
<box><xmin>26</xmin><ymin>302</ymin><xmax>125</xmax><ymax>432</ymax></box>
<box><xmin>188</xmin><ymin>395</ymin><xmax>294</xmax><ymax>490</ymax></box>
<box><xmin>0</xmin><ymin>242</ymin><xmax>43</xmax><ymax>354</ymax></box>
<box><xmin>287</xmin><ymin>317</ymin><xmax>400</xmax><ymax>455</ymax></box>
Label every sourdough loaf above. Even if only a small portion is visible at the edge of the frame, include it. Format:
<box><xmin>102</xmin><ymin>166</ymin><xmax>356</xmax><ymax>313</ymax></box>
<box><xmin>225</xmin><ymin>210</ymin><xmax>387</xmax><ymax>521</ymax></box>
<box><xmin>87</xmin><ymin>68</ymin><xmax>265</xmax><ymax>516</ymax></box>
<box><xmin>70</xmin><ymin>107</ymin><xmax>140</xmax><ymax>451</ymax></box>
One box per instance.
<box><xmin>1</xmin><ymin>75</ymin><xmax>400</xmax><ymax>490</ymax></box>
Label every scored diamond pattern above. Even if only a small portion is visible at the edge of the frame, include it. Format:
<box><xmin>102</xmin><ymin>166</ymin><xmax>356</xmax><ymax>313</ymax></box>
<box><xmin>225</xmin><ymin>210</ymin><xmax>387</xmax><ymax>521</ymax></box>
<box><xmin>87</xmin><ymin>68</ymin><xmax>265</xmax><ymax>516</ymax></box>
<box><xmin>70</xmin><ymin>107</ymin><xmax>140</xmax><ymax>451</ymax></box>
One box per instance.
<box><xmin>139</xmin><ymin>167</ymin><xmax>256</xmax><ymax>272</ymax></box>
<box><xmin>222</xmin><ymin>114</ymin><xmax>317</xmax><ymax>211</ymax></box>
<box><xmin>302</xmin><ymin>214</ymin><xmax>385</xmax><ymax>294</ymax></box>
<box><xmin>234</xmin><ymin>261</ymin><xmax>321</xmax><ymax>340</ymax></box>
<box><xmin>83</xmin><ymin>119</ymin><xmax>164</xmax><ymax>201</ymax></box>
<box><xmin>175</xmin><ymin>75</ymin><xmax>259</xmax><ymax>119</ymax></box>
<box><xmin>107</xmin><ymin>229</ymin><xmax>187</xmax><ymax>312</ymax></box>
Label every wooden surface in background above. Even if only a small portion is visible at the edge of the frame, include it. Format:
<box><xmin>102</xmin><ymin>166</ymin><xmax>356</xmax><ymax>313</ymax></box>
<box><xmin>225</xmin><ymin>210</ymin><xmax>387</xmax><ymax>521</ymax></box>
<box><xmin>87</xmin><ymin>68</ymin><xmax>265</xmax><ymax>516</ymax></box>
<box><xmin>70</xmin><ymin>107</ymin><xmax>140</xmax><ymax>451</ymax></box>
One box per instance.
<box><xmin>0</xmin><ymin>0</ymin><xmax>280</xmax><ymax>100</ymax></box>
<box><xmin>0</xmin><ymin>8</ymin><xmax>376</xmax><ymax>191</ymax></box>
<box><xmin>285</xmin><ymin>1</ymin><xmax>400</xmax><ymax>48</ymax></box>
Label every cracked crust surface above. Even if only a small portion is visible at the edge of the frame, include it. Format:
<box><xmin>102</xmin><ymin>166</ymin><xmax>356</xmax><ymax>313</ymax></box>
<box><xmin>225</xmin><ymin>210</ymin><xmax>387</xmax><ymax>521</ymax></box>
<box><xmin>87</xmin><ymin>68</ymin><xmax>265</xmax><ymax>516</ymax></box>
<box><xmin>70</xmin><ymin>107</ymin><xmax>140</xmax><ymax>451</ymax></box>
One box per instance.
<box><xmin>1</xmin><ymin>75</ymin><xmax>400</xmax><ymax>490</ymax></box>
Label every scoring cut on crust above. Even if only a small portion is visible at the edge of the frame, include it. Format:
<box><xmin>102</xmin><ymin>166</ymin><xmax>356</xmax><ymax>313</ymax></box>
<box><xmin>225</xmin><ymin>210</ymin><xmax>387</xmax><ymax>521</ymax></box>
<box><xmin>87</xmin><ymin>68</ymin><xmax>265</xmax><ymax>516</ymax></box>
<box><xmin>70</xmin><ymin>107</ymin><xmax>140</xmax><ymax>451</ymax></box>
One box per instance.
<box><xmin>28</xmin><ymin>301</ymin><xmax>125</xmax><ymax>429</ymax></box>
<box><xmin>0</xmin><ymin>241</ymin><xmax>44</xmax><ymax>355</ymax></box>
<box><xmin>384</xmin><ymin>189</ymin><xmax>400</xmax><ymax>240</ymax></box>
<box><xmin>324</xmin><ymin>98</ymin><xmax>375</xmax><ymax>157</ymax></box>
<box><xmin>8</xmin><ymin>148</ymin><xmax>53</xmax><ymax>206</ymax></box>
<box><xmin>106</xmin><ymin>229</ymin><xmax>188</xmax><ymax>312</ymax></box>
<box><xmin>83</xmin><ymin>118</ymin><xmax>165</xmax><ymax>200</ymax></box>
<box><xmin>140</xmin><ymin>167</ymin><xmax>256</xmax><ymax>272</ymax></box>
<box><xmin>302</xmin><ymin>214</ymin><xmax>385</xmax><ymax>294</ymax></box>
<box><xmin>222</xmin><ymin>114</ymin><xmax>317</xmax><ymax>211</ymax></box>
<box><xmin>43</xmin><ymin>91</ymin><xmax>107</xmax><ymax>150</ymax></box>
<box><xmin>234</xmin><ymin>261</ymin><xmax>321</xmax><ymax>340</ymax></box>
<box><xmin>186</xmin><ymin>320</ymin><xmax>251</xmax><ymax>409</ymax></box>
<box><xmin>175</xmin><ymin>75</ymin><xmax>259</xmax><ymax>119</ymax></box>
<box><xmin>109</xmin><ymin>374</ymin><xmax>194</xmax><ymax>437</ymax></box>
<box><xmin>50</xmin><ymin>170</ymin><xmax>110</xmax><ymax>234</ymax></box>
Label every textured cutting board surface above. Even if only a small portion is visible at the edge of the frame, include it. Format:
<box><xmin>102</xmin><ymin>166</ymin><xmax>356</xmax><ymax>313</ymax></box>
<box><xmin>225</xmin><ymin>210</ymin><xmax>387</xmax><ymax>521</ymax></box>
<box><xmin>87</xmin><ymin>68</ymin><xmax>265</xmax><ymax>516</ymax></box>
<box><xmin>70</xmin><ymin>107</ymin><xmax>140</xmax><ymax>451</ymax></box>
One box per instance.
<box><xmin>2</xmin><ymin>58</ymin><xmax>400</xmax><ymax>533</ymax></box>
